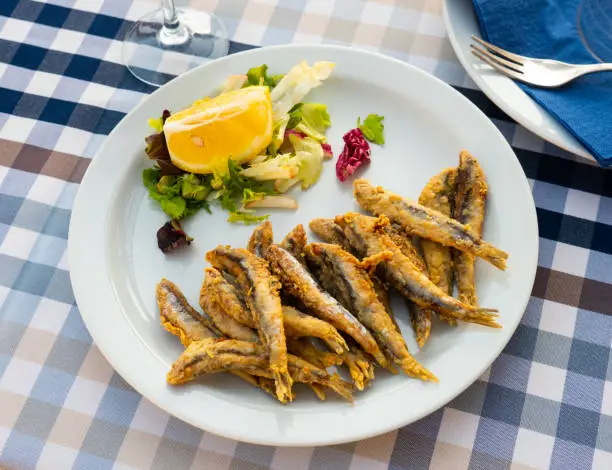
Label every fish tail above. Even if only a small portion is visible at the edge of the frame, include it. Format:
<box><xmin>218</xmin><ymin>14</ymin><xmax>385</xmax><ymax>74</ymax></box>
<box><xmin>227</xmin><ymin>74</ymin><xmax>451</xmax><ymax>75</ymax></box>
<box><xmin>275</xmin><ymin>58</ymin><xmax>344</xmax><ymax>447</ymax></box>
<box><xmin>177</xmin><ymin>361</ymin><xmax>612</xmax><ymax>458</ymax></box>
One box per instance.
<box><xmin>410</xmin><ymin>306</ymin><xmax>432</xmax><ymax>348</ymax></box>
<box><xmin>324</xmin><ymin>333</ymin><xmax>349</xmax><ymax>355</ymax></box>
<box><xmin>327</xmin><ymin>374</ymin><xmax>354</xmax><ymax>403</ymax></box>
<box><xmin>308</xmin><ymin>383</ymin><xmax>327</xmax><ymax>401</ymax></box>
<box><xmin>440</xmin><ymin>306</ymin><xmax>500</xmax><ymax>327</ymax></box>
<box><xmin>398</xmin><ymin>356</ymin><xmax>438</xmax><ymax>382</ymax></box>
<box><xmin>478</xmin><ymin>243</ymin><xmax>508</xmax><ymax>270</ymax></box>
<box><xmin>273</xmin><ymin>368</ymin><xmax>294</xmax><ymax>404</ymax></box>
<box><xmin>463</xmin><ymin>310</ymin><xmax>503</xmax><ymax>328</ymax></box>
<box><xmin>342</xmin><ymin>355</ymin><xmax>372</xmax><ymax>391</ymax></box>
<box><xmin>439</xmin><ymin>313</ymin><xmax>458</xmax><ymax>326</ymax></box>
<box><xmin>320</xmin><ymin>351</ymin><xmax>344</xmax><ymax>368</ymax></box>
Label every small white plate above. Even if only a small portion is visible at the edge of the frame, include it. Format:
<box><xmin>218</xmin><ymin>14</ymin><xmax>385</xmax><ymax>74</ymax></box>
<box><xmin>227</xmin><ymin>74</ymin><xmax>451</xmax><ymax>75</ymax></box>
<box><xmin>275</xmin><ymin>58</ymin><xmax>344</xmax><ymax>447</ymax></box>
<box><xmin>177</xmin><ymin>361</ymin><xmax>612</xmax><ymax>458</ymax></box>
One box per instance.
<box><xmin>68</xmin><ymin>44</ymin><xmax>538</xmax><ymax>446</ymax></box>
<box><xmin>443</xmin><ymin>0</ymin><xmax>593</xmax><ymax>161</ymax></box>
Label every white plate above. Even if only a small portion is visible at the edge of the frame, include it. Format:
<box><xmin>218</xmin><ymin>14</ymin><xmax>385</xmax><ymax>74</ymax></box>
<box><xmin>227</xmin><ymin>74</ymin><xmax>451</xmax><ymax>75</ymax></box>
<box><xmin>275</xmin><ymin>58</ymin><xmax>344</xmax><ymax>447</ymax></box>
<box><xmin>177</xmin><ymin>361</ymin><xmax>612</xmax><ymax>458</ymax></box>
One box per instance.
<box><xmin>68</xmin><ymin>44</ymin><xmax>538</xmax><ymax>446</ymax></box>
<box><xmin>443</xmin><ymin>0</ymin><xmax>593</xmax><ymax>161</ymax></box>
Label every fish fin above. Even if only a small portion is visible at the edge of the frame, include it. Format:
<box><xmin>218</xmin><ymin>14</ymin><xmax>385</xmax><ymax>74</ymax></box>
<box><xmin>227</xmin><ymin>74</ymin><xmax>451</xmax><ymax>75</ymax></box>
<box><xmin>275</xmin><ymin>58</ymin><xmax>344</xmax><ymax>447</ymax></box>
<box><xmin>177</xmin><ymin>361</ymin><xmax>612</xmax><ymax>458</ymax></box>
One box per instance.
<box><xmin>359</xmin><ymin>250</ymin><xmax>393</xmax><ymax>274</ymax></box>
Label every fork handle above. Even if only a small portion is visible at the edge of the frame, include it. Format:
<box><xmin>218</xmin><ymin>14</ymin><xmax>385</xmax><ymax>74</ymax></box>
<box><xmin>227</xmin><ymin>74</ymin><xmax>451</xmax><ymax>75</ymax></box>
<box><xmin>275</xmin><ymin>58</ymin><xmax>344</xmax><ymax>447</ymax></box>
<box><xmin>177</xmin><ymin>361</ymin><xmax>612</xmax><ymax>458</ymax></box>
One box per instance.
<box><xmin>575</xmin><ymin>63</ymin><xmax>612</xmax><ymax>77</ymax></box>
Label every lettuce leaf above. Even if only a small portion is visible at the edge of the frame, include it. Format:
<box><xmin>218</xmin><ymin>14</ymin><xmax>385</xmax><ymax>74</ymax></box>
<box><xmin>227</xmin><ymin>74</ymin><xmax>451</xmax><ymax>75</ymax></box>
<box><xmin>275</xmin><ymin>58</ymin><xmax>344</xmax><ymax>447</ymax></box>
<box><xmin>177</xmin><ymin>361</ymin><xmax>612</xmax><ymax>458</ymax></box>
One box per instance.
<box><xmin>295</xmin><ymin>103</ymin><xmax>331</xmax><ymax>142</ymax></box>
<box><xmin>270</xmin><ymin>61</ymin><xmax>335</xmax><ymax>120</ymax></box>
<box><xmin>227</xmin><ymin>211</ymin><xmax>270</xmax><ymax>224</ymax></box>
<box><xmin>244</xmin><ymin>64</ymin><xmax>284</xmax><ymax>88</ymax></box>
<box><xmin>142</xmin><ymin>168</ymin><xmax>212</xmax><ymax>220</ymax></box>
<box><xmin>357</xmin><ymin>114</ymin><xmax>385</xmax><ymax>145</ymax></box>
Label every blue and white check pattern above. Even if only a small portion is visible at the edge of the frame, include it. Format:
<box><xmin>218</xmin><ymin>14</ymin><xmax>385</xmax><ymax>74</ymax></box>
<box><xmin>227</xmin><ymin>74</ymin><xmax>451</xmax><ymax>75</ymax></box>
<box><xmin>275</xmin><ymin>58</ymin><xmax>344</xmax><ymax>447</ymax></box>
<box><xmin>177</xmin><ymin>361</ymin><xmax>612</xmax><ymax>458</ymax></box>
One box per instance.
<box><xmin>0</xmin><ymin>1</ymin><xmax>610</xmax><ymax>469</ymax></box>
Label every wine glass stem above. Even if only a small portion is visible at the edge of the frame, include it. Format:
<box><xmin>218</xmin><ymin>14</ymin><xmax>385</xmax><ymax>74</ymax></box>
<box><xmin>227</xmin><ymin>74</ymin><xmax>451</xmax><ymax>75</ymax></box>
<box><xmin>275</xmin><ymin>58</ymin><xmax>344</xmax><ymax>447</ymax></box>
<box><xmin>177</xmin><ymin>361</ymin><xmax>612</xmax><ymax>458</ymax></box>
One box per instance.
<box><xmin>159</xmin><ymin>0</ymin><xmax>189</xmax><ymax>46</ymax></box>
<box><xmin>161</xmin><ymin>0</ymin><xmax>179</xmax><ymax>28</ymax></box>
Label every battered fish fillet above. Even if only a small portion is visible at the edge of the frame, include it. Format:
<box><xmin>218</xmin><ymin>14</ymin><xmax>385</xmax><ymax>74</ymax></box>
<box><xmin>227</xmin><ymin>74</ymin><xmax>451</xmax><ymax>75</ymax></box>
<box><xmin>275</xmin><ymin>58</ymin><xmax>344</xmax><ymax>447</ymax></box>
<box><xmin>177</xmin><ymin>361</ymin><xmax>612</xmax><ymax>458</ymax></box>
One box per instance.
<box><xmin>453</xmin><ymin>151</ymin><xmax>487</xmax><ymax>307</ymax></box>
<box><xmin>156</xmin><ymin>279</ymin><xmax>273</xmax><ymax>392</ymax></box>
<box><xmin>247</xmin><ymin>220</ymin><xmax>274</xmax><ymax>258</ymax></box>
<box><xmin>305</xmin><ymin>243</ymin><xmax>436</xmax><ymax>381</ymax></box>
<box><xmin>353</xmin><ymin>179</ymin><xmax>508</xmax><ymax>270</ymax></box>
<box><xmin>280</xmin><ymin>224</ymin><xmax>308</xmax><ymax>263</ymax></box>
<box><xmin>287</xmin><ymin>337</ymin><xmax>343</xmax><ymax>369</ymax></box>
<box><xmin>309</xmin><ymin>218</ymin><xmax>395</xmax><ymax>321</ymax></box>
<box><xmin>283</xmin><ymin>306</ymin><xmax>348</xmax><ymax>354</ymax></box>
<box><xmin>206</xmin><ymin>247</ymin><xmax>293</xmax><ymax>402</ymax></box>
<box><xmin>419</xmin><ymin>167</ymin><xmax>459</xmax><ymax>328</ymax></box>
<box><xmin>336</xmin><ymin>213</ymin><xmax>501</xmax><ymax>327</ymax></box>
<box><xmin>200</xmin><ymin>268</ymin><xmax>259</xmax><ymax>342</ymax></box>
<box><xmin>264</xmin><ymin>244</ymin><xmax>388</xmax><ymax>367</ymax></box>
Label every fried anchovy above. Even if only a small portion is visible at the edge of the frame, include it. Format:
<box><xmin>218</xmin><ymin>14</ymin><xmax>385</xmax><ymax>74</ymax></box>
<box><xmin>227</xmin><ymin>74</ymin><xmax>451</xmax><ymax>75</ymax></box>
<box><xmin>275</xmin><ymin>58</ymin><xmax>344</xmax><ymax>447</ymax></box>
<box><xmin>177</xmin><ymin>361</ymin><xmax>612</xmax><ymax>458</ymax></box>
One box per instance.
<box><xmin>280</xmin><ymin>224</ymin><xmax>308</xmax><ymax>264</ymax></box>
<box><xmin>382</xmin><ymin>224</ymin><xmax>436</xmax><ymax>344</ymax></box>
<box><xmin>169</xmin><ymin>338</ymin><xmax>352</xmax><ymax>402</ymax></box>
<box><xmin>287</xmin><ymin>337</ymin><xmax>343</xmax><ymax>369</ymax></box>
<box><xmin>288</xmin><ymin>354</ymin><xmax>354</xmax><ymax>402</ymax></box>
<box><xmin>264</xmin><ymin>244</ymin><xmax>388</xmax><ymax>367</ymax></box>
<box><xmin>200</xmin><ymin>267</ymin><xmax>253</xmax><ymax>327</ymax></box>
<box><xmin>309</xmin><ymin>218</ymin><xmax>395</xmax><ymax>320</ymax></box>
<box><xmin>200</xmin><ymin>268</ymin><xmax>259</xmax><ymax>342</ymax></box>
<box><xmin>305</xmin><ymin>243</ymin><xmax>436</xmax><ymax>381</ymax></box>
<box><xmin>337</xmin><ymin>213</ymin><xmax>501</xmax><ymax>327</ymax></box>
<box><xmin>283</xmin><ymin>306</ymin><xmax>348</xmax><ymax>354</ymax></box>
<box><xmin>247</xmin><ymin>220</ymin><xmax>274</xmax><ymax>258</ymax></box>
<box><xmin>384</xmin><ymin>225</ymin><xmax>426</xmax><ymax>271</ymax></box>
<box><xmin>310</xmin><ymin>218</ymin><xmax>354</xmax><ymax>251</ymax></box>
<box><xmin>206</xmin><ymin>247</ymin><xmax>293</xmax><ymax>402</ymax></box>
<box><xmin>418</xmin><ymin>167</ymin><xmax>457</xmax><ymax>294</ymax></box>
<box><xmin>167</xmin><ymin>339</ymin><xmax>272</xmax><ymax>385</ymax></box>
<box><xmin>418</xmin><ymin>167</ymin><xmax>459</xmax><ymax>329</ymax></box>
<box><xmin>453</xmin><ymin>151</ymin><xmax>488</xmax><ymax>307</ymax></box>
<box><xmin>353</xmin><ymin>179</ymin><xmax>508</xmax><ymax>270</ymax></box>
<box><xmin>157</xmin><ymin>278</ymin><xmax>217</xmax><ymax>346</ymax></box>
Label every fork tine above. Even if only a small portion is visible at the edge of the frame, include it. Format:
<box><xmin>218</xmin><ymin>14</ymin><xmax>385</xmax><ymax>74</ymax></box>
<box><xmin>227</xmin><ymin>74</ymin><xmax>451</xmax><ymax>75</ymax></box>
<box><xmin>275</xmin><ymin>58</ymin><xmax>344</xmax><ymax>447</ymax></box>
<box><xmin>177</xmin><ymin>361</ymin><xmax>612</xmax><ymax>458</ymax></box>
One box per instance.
<box><xmin>471</xmin><ymin>35</ymin><xmax>524</xmax><ymax>65</ymax></box>
<box><xmin>471</xmin><ymin>48</ymin><xmax>525</xmax><ymax>81</ymax></box>
<box><xmin>470</xmin><ymin>44</ymin><xmax>524</xmax><ymax>74</ymax></box>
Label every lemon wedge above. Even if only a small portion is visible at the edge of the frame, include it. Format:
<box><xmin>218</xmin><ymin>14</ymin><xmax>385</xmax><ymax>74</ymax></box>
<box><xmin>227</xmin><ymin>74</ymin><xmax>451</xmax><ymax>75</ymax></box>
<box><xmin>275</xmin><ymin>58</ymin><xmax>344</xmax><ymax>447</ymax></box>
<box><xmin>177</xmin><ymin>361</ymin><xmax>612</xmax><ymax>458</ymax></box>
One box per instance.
<box><xmin>163</xmin><ymin>86</ymin><xmax>273</xmax><ymax>174</ymax></box>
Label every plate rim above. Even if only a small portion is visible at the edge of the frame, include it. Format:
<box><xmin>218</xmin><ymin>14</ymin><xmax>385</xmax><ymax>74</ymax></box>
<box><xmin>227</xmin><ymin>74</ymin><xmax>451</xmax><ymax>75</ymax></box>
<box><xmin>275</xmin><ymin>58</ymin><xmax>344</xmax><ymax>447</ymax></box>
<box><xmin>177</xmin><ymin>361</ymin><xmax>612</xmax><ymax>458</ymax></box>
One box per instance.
<box><xmin>442</xmin><ymin>0</ymin><xmax>594</xmax><ymax>162</ymax></box>
<box><xmin>68</xmin><ymin>43</ymin><xmax>539</xmax><ymax>446</ymax></box>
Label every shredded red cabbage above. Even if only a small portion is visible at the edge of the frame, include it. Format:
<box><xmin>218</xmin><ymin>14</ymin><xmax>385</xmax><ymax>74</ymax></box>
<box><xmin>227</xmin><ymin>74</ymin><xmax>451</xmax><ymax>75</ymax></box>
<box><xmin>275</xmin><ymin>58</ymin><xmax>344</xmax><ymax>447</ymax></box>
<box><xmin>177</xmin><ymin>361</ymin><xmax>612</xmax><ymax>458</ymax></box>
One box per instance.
<box><xmin>336</xmin><ymin>128</ymin><xmax>371</xmax><ymax>182</ymax></box>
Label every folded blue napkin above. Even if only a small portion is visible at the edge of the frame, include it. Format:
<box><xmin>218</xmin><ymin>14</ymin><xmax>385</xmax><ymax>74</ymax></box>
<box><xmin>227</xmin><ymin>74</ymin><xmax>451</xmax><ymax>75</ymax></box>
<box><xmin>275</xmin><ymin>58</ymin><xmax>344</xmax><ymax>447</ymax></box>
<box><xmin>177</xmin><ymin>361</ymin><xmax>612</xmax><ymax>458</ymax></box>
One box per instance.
<box><xmin>472</xmin><ymin>0</ymin><xmax>612</xmax><ymax>164</ymax></box>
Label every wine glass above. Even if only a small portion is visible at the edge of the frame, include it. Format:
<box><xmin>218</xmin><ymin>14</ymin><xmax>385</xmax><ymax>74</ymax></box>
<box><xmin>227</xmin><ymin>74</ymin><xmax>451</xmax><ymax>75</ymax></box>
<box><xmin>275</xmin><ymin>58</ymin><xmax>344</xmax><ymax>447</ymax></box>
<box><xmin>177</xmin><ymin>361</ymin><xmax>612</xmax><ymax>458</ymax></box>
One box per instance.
<box><xmin>578</xmin><ymin>0</ymin><xmax>612</xmax><ymax>62</ymax></box>
<box><xmin>122</xmin><ymin>0</ymin><xmax>229</xmax><ymax>87</ymax></box>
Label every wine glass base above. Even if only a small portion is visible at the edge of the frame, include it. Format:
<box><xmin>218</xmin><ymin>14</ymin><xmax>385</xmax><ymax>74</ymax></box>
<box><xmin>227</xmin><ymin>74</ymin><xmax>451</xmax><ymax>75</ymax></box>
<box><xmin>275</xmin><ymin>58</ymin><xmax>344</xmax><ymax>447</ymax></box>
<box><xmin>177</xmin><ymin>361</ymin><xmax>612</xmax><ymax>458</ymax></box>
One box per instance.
<box><xmin>577</xmin><ymin>0</ymin><xmax>612</xmax><ymax>63</ymax></box>
<box><xmin>123</xmin><ymin>7</ymin><xmax>229</xmax><ymax>87</ymax></box>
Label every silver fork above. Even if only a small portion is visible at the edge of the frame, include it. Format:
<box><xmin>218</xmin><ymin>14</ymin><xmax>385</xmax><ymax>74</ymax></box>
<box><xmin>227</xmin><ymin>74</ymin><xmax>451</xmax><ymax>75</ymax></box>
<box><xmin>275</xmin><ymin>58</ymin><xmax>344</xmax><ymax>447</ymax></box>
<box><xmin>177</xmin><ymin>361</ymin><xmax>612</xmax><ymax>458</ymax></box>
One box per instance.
<box><xmin>470</xmin><ymin>35</ymin><xmax>612</xmax><ymax>88</ymax></box>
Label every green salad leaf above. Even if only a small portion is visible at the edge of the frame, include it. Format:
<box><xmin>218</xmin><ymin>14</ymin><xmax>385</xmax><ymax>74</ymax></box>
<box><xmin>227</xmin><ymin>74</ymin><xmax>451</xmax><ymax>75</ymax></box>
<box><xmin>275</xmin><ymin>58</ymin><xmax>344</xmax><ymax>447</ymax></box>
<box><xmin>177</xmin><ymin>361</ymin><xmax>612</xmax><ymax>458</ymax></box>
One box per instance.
<box><xmin>357</xmin><ymin>114</ymin><xmax>385</xmax><ymax>145</ymax></box>
<box><xmin>244</xmin><ymin>64</ymin><xmax>284</xmax><ymax>88</ymax></box>
<box><xmin>227</xmin><ymin>211</ymin><xmax>270</xmax><ymax>224</ymax></box>
<box><xmin>216</xmin><ymin>159</ymin><xmax>274</xmax><ymax>222</ymax></box>
<box><xmin>142</xmin><ymin>168</ymin><xmax>212</xmax><ymax>220</ymax></box>
<box><xmin>295</xmin><ymin>103</ymin><xmax>331</xmax><ymax>142</ymax></box>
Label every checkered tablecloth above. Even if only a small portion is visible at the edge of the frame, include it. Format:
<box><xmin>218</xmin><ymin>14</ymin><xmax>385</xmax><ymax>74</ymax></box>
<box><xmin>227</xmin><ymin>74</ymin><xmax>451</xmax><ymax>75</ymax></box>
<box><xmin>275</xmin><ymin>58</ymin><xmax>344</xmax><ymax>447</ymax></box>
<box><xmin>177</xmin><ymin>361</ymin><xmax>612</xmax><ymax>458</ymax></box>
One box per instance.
<box><xmin>0</xmin><ymin>0</ymin><xmax>610</xmax><ymax>468</ymax></box>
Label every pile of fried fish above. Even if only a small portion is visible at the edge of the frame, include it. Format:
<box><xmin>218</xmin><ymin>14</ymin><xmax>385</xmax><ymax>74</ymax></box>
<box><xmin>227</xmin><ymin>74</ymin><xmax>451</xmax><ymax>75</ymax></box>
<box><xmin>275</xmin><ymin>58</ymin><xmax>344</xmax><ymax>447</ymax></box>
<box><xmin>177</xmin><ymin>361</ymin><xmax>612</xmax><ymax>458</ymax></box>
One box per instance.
<box><xmin>157</xmin><ymin>150</ymin><xmax>509</xmax><ymax>404</ymax></box>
